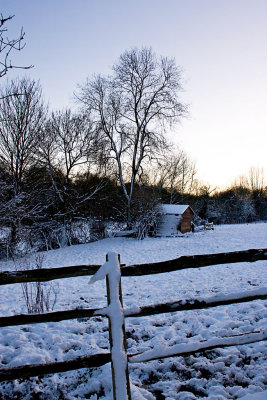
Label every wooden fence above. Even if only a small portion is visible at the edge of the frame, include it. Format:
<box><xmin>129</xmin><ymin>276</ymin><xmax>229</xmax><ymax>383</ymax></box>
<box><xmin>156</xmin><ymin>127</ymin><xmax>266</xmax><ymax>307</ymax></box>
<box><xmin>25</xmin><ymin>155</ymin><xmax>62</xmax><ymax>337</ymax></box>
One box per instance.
<box><xmin>0</xmin><ymin>248</ymin><xmax>267</xmax><ymax>399</ymax></box>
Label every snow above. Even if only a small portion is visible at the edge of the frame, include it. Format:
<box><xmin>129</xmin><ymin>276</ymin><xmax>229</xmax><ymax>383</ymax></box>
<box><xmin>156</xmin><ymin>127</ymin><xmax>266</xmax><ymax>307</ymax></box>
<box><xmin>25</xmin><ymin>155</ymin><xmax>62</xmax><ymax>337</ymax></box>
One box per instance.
<box><xmin>129</xmin><ymin>330</ymin><xmax>267</xmax><ymax>363</ymax></box>
<box><xmin>0</xmin><ymin>222</ymin><xmax>267</xmax><ymax>399</ymax></box>
<box><xmin>1</xmin><ymin>221</ymin><xmax>266</xmax><ymax>270</ymax></box>
<box><xmin>161</xmin><ymin>204</ymin><xmax>191</xmax><ymax>215</ymax></box>
<box><xmin>90</xmin><ymin>252</ymin><xmax>129</xmax><ymax>399</ymax></box>
<box><xmin>241</xmin><ymin>390</ymin><xmax>267</xmax><ymax>400</ymax></box>
<box><xmin>204</xmin><ymin>287</ymin><xmax>267</xmax><ymax>303</ymax></box>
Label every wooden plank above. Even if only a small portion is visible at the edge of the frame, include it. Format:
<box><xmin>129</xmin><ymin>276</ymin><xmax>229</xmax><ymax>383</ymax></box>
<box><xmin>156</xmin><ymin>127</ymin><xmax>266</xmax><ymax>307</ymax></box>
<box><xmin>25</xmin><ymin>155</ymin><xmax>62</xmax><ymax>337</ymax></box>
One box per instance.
<box><xmin>125</xmin><ymin>292</ymin><xmax>267</xmax><ymax>318</ymax></box>
<box><xmin>121</xmin><ymin>248</ymin><xmax>267</xmax><ymax>276</ymax></box>
<box><xmin>128</xmin><ymin>331</ymin><xmax>267</xmax><ymax>364</ymax></box>
<box><xmin>0</xmin><ymin>307</ymin><xmax>105</xmax><ymax>327</ymax></box>
<box><xmin>0</xmin><ymin>264</ymin><xmax>100</xmax><ymax>285</ymax></box>
<box><xmin>1</xmin><ymin>331</ymin><xmax>265</xmax><ymax>382</ymax></box>
<box><xmin>1</xmin><ymin>290</ymin><xmax>266</xmax><ymax>328</ymax></box>
<box><xmin>0</xmin><ymin>352</ymin><xmax>111</xmax><ymax>382</ymax></box>
<box><xmin>1</xmin><ymin>248</ymin><xmax>266</xmax><ymax>285</ymax></box>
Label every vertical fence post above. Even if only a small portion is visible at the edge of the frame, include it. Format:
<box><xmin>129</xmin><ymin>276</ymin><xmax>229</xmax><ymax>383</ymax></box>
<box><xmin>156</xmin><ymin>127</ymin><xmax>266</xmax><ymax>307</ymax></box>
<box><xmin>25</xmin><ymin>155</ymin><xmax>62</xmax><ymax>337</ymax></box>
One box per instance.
<box><xmin>106</xmin><ymin>253</ymin><xmax>131</xmax><ymax>400</ymax></box>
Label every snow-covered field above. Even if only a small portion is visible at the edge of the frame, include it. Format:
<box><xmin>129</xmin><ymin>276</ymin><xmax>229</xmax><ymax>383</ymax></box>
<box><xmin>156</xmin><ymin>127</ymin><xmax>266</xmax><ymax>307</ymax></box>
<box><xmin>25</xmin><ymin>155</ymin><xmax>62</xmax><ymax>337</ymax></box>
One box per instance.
<box><xmin>0</xmin><ymin>222</ymin><xmax>266</xmax><ymax>399</ymax></box>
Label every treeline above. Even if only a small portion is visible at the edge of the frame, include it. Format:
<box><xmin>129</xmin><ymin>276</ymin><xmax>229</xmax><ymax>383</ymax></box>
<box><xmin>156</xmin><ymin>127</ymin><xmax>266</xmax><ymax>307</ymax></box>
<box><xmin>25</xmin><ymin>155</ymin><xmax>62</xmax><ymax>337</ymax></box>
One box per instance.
<box><xmin>0</xmin><ymin>48</ymin><xmax>194</xmax><ymax>256</ymax></box>
<box><xmin>0</xmin><ymin>50</ymin><xmax>266</xmax><ymax>258</ymax></box>
<box><xmin>171</xmin><ymin>182</ymin><xmax>267</xmax><ymax>225</ymax></box>
<box><xmin>0</xmin><ymin>77</ymin><xmax>194</xmax><ymax>256</ymax></box>
<box><xmin>0</xmin><ymin>143</ymin><xmax>266</xmax><ymax>259</ymax></box>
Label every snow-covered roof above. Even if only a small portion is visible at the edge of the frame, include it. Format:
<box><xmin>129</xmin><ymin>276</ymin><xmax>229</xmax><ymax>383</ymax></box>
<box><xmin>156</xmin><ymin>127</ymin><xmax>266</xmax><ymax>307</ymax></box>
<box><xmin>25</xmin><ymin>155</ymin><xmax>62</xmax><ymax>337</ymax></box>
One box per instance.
<box><xmin>161</xmin><ymin>204</ymin><xmax>191</xmax><ymax>215</ymax></box>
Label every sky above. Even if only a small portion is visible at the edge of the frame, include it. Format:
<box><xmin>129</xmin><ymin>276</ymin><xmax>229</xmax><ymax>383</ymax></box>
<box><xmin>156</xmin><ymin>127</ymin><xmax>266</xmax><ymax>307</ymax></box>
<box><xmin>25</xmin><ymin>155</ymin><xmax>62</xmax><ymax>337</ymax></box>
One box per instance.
<box><xmin>1</xmin><ymin>0</ymin><xmax>267</xmax><ymax>189</ymax></box>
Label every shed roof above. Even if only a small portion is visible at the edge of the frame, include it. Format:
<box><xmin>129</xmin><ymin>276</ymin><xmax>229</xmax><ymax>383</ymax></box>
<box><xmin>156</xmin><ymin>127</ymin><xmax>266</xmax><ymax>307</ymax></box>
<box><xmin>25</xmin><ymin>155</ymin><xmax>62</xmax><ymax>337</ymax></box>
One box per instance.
<box><xmin>161</xmin><ymin>204</ymin><xmax>192</xmax><ymax>215</ymax></box>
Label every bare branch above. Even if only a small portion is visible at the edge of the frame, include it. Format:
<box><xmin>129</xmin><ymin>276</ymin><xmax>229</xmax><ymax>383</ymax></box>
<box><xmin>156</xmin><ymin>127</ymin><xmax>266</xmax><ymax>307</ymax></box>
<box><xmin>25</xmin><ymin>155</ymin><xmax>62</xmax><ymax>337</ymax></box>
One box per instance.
<box><xmin>76</xmin><ymin>47</ymin><xmax>188</xmax><ymax>226</ymax></box>
<box><xmin>0</xmin><ymin>13</ymin><xmax>33</xmax><ymax>80</ymax></box>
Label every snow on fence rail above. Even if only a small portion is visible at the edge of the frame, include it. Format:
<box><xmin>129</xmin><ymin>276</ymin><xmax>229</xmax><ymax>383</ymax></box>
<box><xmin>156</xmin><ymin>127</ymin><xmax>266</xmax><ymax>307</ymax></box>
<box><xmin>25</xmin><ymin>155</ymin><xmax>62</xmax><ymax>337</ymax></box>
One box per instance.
<box><xmin>0</xmin><ymin>248</ymin><xmax>267</xmax><ymax>399</ymax></box>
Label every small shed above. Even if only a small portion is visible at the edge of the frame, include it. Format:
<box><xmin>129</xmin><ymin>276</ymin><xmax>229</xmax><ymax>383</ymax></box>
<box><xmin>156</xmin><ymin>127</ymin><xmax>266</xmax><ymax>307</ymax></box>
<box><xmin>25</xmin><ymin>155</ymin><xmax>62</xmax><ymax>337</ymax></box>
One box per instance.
<box><xmin>156</xmin><ymin>204</ymin><xmax>194</xmax><ymax>236</ymax></box>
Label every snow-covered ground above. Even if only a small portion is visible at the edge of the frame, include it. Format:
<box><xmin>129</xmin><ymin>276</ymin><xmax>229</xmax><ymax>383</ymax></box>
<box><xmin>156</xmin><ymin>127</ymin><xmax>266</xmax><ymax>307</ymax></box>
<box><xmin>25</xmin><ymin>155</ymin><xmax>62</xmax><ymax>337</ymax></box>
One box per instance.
<box><xmin>0</xmin><ymin>222</ymin><xmax>266</xmax><ymax>399</ymax></box>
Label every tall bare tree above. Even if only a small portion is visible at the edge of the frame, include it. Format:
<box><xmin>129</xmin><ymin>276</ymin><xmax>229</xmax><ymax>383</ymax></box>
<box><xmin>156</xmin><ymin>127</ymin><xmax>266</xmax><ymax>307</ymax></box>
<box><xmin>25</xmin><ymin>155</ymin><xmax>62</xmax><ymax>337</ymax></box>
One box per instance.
<box><xmin>0</xmin><ymin>78</ymin><xmax>46</xmax><ymax>193</ymax></box>
<box><xmin>77</xmin><ymin>47</ymin><xmax>187</xmax><ymax>225</ymax></box>
<box><xmin>0</xmin><ymin>78</ymin><xmax>46</xmax><ymax>244</ymax></box>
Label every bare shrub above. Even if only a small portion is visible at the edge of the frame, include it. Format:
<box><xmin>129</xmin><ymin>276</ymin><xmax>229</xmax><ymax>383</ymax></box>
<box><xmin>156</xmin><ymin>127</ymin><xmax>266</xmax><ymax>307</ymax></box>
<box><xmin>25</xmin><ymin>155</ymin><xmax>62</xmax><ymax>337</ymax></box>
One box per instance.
<box><xmin>89</xmin><ymin>218</ymin><xmax>106</xmax><ymax>241</ymax></box>
<box><xmin>14</xmin><ymin>254</ymin><xmax>58</xmax><ymax>314</ymax></box>
<box><xmin>69</xmin><ymin>219</ymin><xmax>91</xmax><ymax>244</ymax></box>
<box><xmin>133</xmin><ymin>201</ymin><xmax>161</xmax><ymax>240</ymax></box>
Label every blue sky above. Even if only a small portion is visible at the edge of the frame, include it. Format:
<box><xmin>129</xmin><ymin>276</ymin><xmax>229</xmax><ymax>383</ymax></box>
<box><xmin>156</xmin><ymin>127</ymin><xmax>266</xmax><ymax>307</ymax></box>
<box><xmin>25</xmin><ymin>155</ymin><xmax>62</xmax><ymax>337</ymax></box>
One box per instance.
<box><xmin>1</xmin><ymin>0</ymin><xmax>267</xmax><ymax>188</ymax></box>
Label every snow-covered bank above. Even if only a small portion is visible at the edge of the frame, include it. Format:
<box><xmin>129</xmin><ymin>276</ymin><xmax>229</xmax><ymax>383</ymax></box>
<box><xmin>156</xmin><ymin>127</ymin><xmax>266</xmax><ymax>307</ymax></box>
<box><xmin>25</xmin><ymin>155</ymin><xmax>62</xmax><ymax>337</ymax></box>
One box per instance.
<box><xmin>2</xmin><ymin>221</ymin><xmax>266</xmax><ymax>271</ymax></box>
<box><xmin>0</xmin><ymin>223</ymin><xmax>266</xmax><ymax>399</ymax></box>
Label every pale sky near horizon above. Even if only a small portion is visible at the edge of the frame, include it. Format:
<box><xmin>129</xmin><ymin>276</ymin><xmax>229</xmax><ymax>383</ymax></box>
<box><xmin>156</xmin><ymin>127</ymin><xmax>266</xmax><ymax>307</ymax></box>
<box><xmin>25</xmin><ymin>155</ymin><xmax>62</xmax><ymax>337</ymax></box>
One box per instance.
<box><xmin>1</xmin><ymin>0</ymin><xmax>267</xmax><ymax>189</ymax></box>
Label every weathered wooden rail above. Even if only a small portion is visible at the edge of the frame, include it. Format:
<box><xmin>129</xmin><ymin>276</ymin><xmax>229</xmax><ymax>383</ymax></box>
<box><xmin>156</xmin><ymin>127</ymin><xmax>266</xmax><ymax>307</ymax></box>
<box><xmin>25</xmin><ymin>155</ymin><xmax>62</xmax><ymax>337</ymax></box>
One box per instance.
<box><xmin>0</xmin><ymin>288</ymin><xmax>266</xmax><ymax>328</ymax></box>
<box><xmin>0</xmin><ymin>247</ymin><xmax>266</xmax><ymax>399</ymax></box>
<box><xmin>1</xmin><ymin>248</ymin><xmax>266</xmax><ymax>285</ymax></box>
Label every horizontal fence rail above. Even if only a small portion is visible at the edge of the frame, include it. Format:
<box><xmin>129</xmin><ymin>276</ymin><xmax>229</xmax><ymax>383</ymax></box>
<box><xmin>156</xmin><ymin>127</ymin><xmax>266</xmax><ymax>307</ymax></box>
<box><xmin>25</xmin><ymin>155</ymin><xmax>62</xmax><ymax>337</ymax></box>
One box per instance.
<box><xmin>0</xmin><ymin>352</ymin><xmax>111</xmax><ymax>382</ymax></box>
<box><xmin>0</xmin><ymin>288</ymin><xmax>266</xmax><ymax>327</ymax></box>
<box><xmin>128</xmin><ymin>330</ymin><xmax>267</xmax><ymax>364</ymax></box>
<box><xmin>0</xmin><ymin>264</ymin><xmax>100</xmax><ymax>285</ymax></box>
<box><xmin>125</xmin><ymin>288</ymin><xmax>267</xmax><ymax>318</ymax></box>
<box><xmin>1</xmin><ymin>248</ymin><xmax>266</xmax><ymax>285</ymax></box>
<box><xmin>0</xmin><ymin>331</ymin><xmax>266</xmax><ymax>382</ymax></box>
<box><xmin>121</xmin><ymin>248</ymin><xmax>267</xmax><ymax>276</ymax></box>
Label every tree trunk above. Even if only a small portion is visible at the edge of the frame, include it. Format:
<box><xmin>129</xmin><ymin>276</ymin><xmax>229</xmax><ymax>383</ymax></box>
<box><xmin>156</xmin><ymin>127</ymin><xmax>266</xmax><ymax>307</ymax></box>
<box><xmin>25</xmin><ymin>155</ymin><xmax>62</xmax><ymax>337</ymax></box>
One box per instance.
<box><xmin>10</xmin><ymin>222</ymin><xmax>18</xmax><ymax>247</ymax></box>
<box><xmin>126</xmin><ymin>196</ymin><xmax>133</xmax><ymax>229</ymax></box>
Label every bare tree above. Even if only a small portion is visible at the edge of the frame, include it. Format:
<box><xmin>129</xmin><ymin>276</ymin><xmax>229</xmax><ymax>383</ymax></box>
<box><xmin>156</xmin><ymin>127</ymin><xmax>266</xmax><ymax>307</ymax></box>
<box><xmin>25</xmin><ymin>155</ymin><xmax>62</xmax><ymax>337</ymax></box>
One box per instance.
<box><xmin>233</xmin><ymin>166</ymin><xmax>265</xmax><ymax>193</ymax></box>
<box><xmin>0</xmin><ymin>78</ymin><xmax>46</xmax><ymax>194</ymax></box>
<box><xmin>37</xmin><ymin>109</ymin><xmax>106</xmax><ymax>246</ymax></box>
<box><xmin>155</xmin><ymin>148</ymin><xmax>196</xmax><ymax>203</ymax></box>
<box><xmin>77</xmin><ymin>47</ymin><xmax>187</xmax><ymax>226</ymax></box>
<box><xmin>0</xmin><ymin>78</ymin><xmax>46</xmax><ymax>244</ymax></box>
<box><xmin>0</xmin><ymin>14</ymin><xmax>32</xmax><ymax>81</ymax></box>
<box><xmin>50</xmin><ymin>109</ymin><xmax>99</xmax><ymax>182</ymax></box>
<box><xmin>248</xmin><ymin>166</ymin><xmax>265</xmax><ymax>192</ymax></box>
